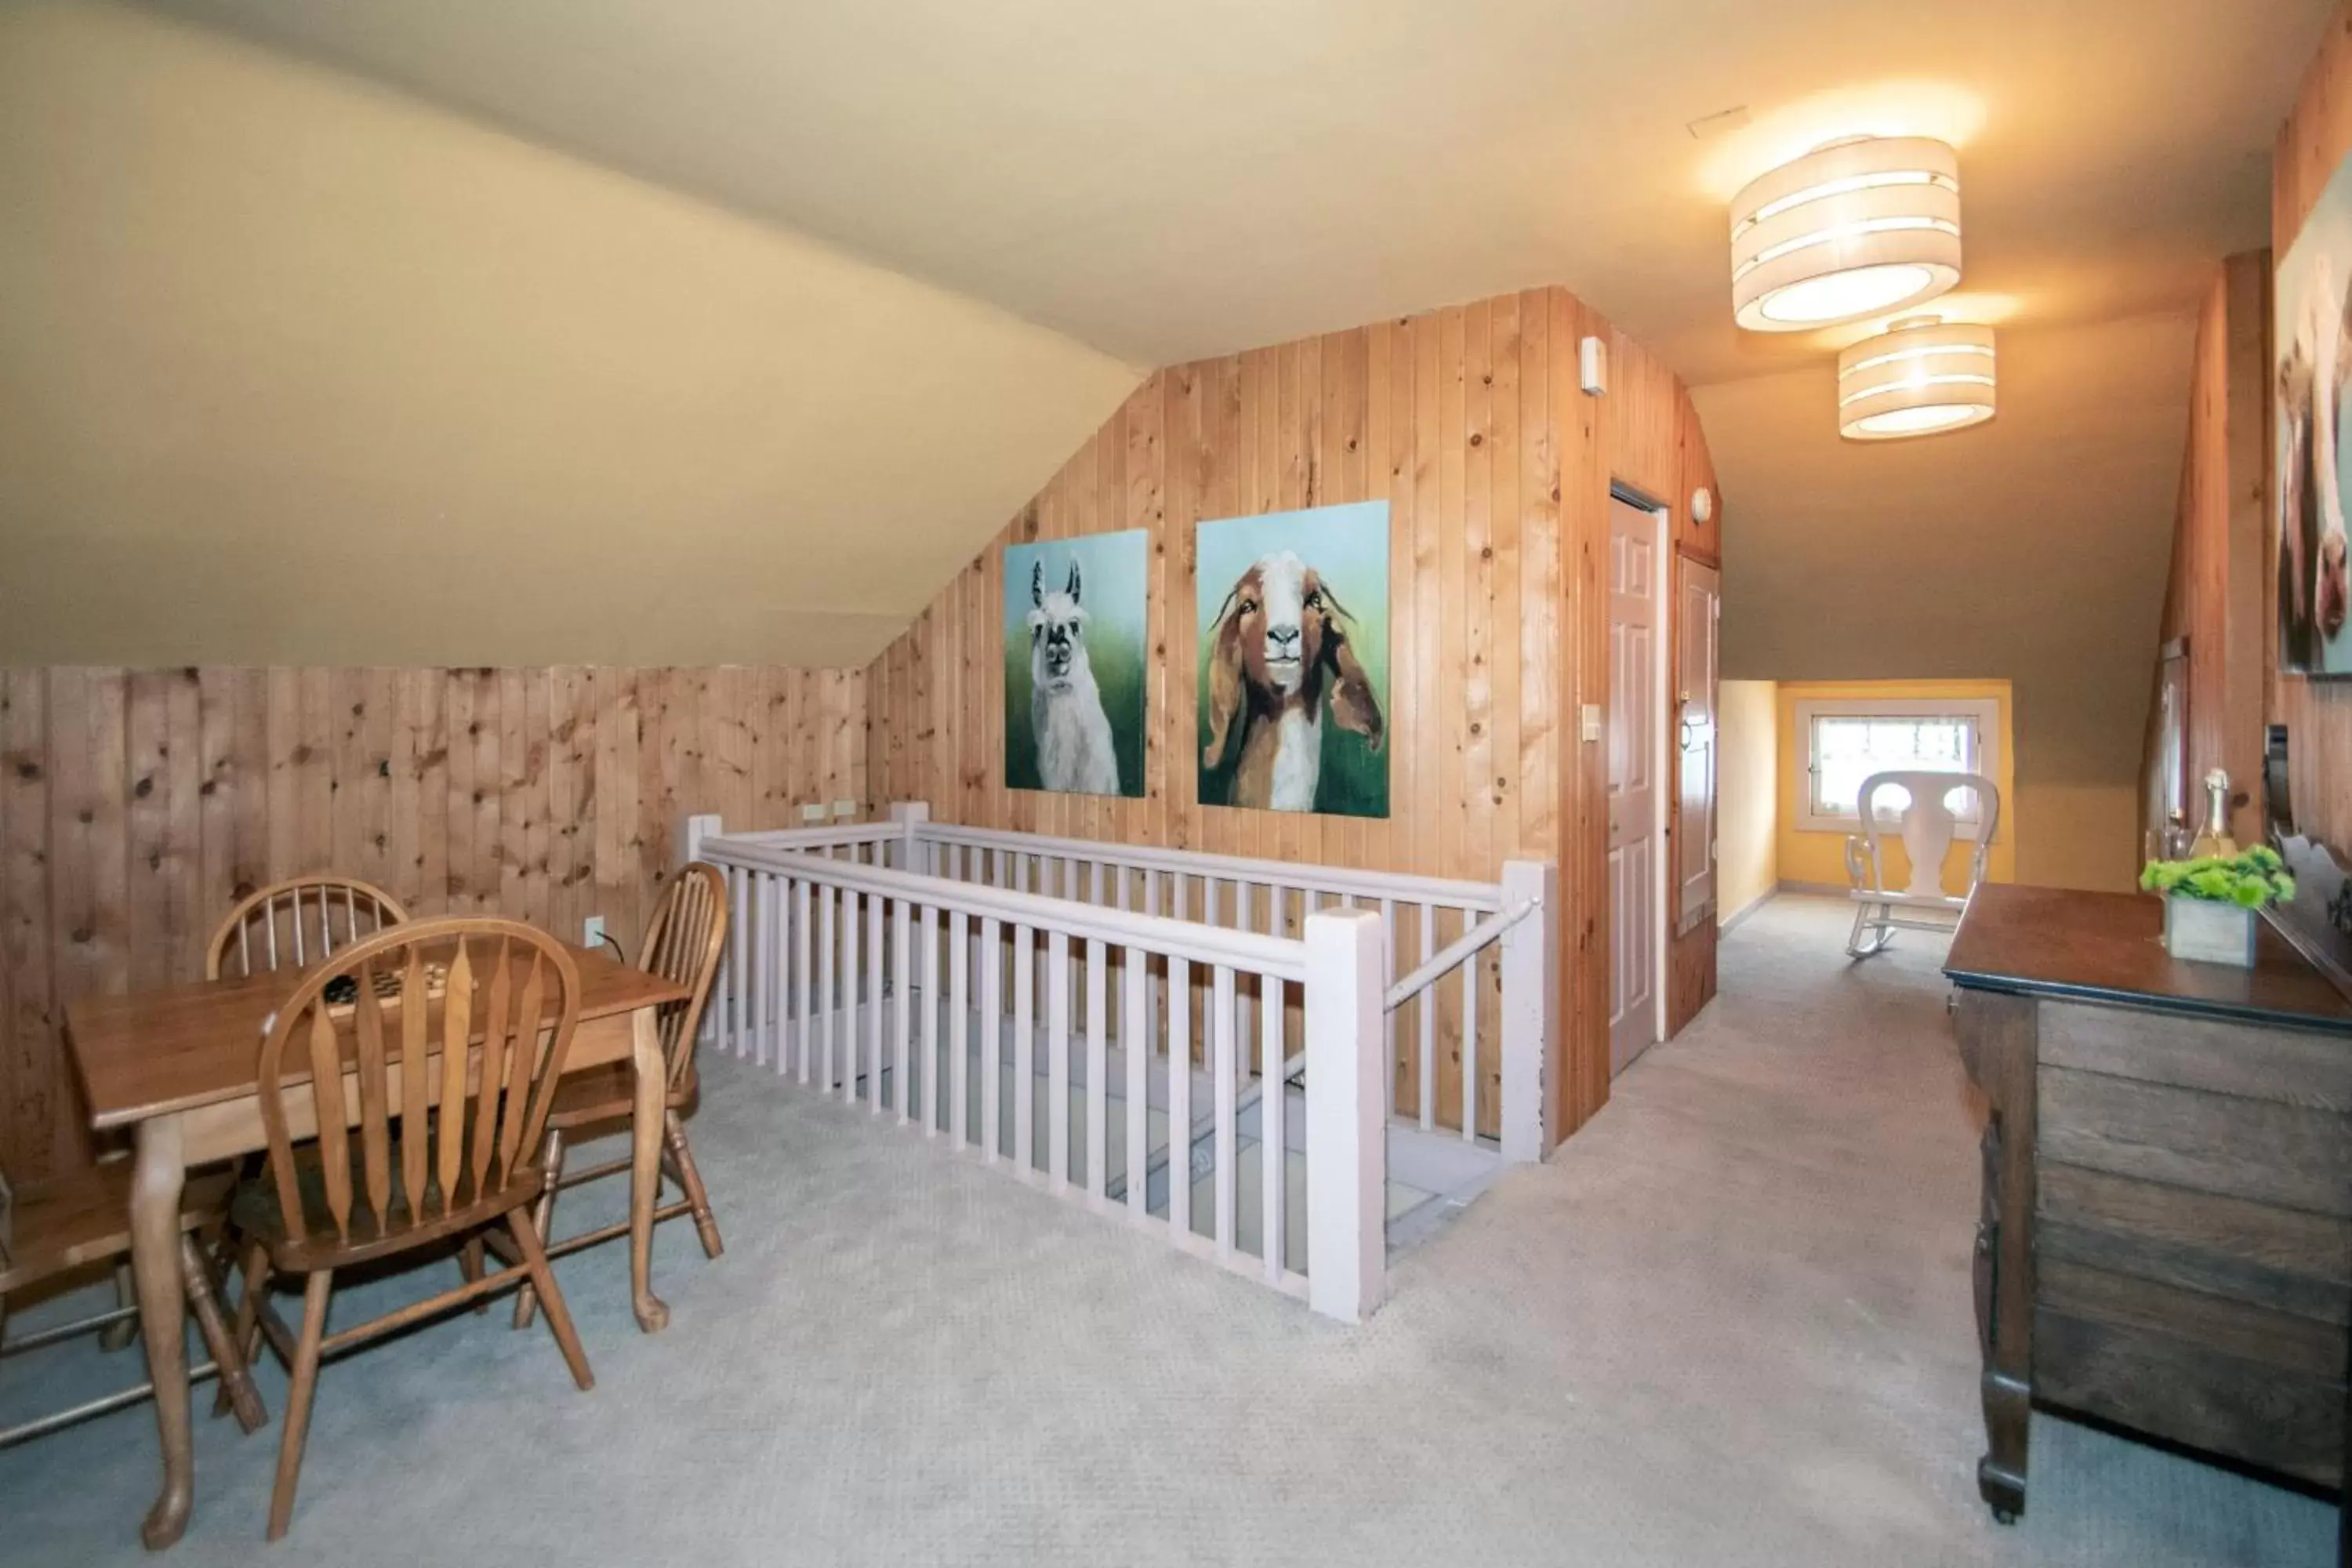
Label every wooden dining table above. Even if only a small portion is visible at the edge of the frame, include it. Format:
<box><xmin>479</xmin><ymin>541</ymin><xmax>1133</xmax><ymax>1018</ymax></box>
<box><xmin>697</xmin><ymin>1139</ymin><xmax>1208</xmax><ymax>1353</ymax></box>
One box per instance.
<box><xmin>65</xmin><ymin>941</ymin><xmax>693</xmax><ymax>1549</ymax></box>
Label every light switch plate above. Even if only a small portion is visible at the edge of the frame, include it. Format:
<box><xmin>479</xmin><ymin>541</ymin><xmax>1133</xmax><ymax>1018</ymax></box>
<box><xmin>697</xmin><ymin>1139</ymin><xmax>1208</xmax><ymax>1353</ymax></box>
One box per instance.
<box><xmin>800</xmin><ymin>803</ymin><xmax>828</xmax><ymax>823</ymax></box>
<box><xmin>1581</xmin><ymin>703</ymin><xmax>1603</xmax><ymax>742</ymax></box>
<box><xmin>832</xmin><ymin>800</ymin><xmax>858</xmax><ymax>818</ymax></box>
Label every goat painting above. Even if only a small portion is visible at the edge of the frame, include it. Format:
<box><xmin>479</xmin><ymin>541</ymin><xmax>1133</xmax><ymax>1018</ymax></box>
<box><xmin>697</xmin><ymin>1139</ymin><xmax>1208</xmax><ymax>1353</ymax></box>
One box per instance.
<box><xmin>2277</xmin><ymin>151</ymin><xmax>2352</xmax><ymax>677</ymax></box>
<box><xmin>1196</xmin><ymin>503</ymin><xmax>1390</xmax><ymax>817</ymax></box>
<box><xmin>1002</xmin><ymin>530</ymin><xmax>1148</xmax><ymax>797</ymax></box>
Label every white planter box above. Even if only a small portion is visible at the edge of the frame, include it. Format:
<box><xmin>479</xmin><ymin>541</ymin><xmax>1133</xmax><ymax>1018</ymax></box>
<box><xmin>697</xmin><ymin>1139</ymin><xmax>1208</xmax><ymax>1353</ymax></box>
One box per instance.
<box><xmin>2164</xmin><ymin>895</ymin><xmax>2257</xmax><ymax>967</ymax></box>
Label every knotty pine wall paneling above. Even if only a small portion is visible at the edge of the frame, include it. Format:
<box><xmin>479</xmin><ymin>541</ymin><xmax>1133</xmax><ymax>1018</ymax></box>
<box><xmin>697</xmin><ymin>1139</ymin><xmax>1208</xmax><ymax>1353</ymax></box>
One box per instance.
<box><xmin>868</xmin><ymin>285</ymin><xmax>1724</xmax><ymax>1141</ymax></box>
<box><xmin>2274</xmin><ymin>3</ymin><xmax>2352</xmax><ymax>855</ymax></box>
<box><xmin>0</xmin><ymin>665</ymin><xmax>864</xmax><ymax>1180</ymax></box>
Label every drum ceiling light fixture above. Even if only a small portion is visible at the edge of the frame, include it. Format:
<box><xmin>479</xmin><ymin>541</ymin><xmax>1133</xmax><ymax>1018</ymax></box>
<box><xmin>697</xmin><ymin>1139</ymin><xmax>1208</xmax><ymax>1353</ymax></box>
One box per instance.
<box><xmin>1835</xmin><ymin>315</ymin><xmax>1997</xmax><ymax>440</ymax></box>
<box><xmin>1730</xmin><ymin>136</ymin><xmax>1962</xmax><ymax>331</ymax></box>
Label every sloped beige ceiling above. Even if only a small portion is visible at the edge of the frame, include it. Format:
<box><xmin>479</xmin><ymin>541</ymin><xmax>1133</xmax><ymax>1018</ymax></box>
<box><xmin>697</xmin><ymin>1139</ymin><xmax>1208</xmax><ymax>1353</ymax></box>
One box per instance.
<box><xmin>0</xmin><ymin>2</ymin><xmax>1141</xmax><ymax>667</ymax></box>
<box><xmin>155</xmin><ymin>0</ymin><xmax>2325</xmax><ymax>379</ymax></box>
<box><xmin>1698</xmin><ymin>313</ymin><xmax>2201</xmax><ymax>889</ymax></box>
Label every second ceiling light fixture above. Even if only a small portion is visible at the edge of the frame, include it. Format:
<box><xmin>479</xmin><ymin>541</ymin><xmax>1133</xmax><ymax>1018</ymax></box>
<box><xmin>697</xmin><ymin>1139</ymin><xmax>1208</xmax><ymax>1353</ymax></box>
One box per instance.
<box><xmin>1730</xmin><ymin>134</ymin><xmax>1995</xmax><ymax>440</ymax></box>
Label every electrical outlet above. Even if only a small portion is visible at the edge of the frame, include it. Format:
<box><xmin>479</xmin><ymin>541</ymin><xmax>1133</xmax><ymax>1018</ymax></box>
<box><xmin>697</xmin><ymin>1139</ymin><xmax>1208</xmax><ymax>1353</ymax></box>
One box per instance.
<box><xmin>800</xmin><ymin>803</ymin><xmax>828</xmax><ymax>823</ymax></box>
<box><xmin>832</xmin><ymin>800</ymin><xmax>858</xmax><ymax>818</ymax></box>
<box><xmin>583</xmin><ymin>915</ymin><xmax>607</xmax><ymax>948</ymax></box>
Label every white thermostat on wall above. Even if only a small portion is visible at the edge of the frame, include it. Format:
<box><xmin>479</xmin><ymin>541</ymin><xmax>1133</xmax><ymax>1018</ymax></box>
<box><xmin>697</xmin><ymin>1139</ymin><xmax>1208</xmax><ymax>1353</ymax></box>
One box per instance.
<box><xmin>1691</xmin><ymin>486</ymin><xmax>1714</xmax><ymax>525</ymax></box>
<box><xmin>1578</xmin><ymin>336</ymin><xmax>1606</xmax><ymax>396</ymax></box>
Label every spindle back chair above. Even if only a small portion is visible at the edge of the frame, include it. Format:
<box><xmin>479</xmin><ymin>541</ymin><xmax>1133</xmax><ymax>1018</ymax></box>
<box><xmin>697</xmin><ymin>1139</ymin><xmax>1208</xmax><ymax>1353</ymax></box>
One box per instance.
<box><xmin>228</xmin><ymin>916</ymin><xmax>593</xmax><ymax>1538</ymax></box>
<box><xmin>205</xmin><ymin>876</ymin><xmax>410</xmax><ymax>980</ymax></box>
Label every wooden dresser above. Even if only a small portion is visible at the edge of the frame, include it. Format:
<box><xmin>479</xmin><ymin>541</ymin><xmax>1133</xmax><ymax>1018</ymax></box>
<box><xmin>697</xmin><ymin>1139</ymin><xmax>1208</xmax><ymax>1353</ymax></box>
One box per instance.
<box><xmin>1944</xmin><ymin>884</ymin><xmax>2352</xmax><ymax>1523</ymax></box>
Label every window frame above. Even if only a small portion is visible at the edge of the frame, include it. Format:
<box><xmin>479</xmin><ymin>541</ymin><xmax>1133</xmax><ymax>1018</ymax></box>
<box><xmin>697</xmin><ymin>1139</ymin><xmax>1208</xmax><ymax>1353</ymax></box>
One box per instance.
<box><xmin>1793</xmin><ymin>696</ymin><xmax>2001</xmax><ymax>841</ymax></box>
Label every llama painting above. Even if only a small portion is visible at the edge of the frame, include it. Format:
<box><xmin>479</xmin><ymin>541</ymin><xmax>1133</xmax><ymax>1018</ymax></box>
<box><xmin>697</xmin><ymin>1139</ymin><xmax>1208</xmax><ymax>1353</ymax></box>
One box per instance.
<box><xmin>1196</xmin><ymin>502</ymin><xmax>1389</xmax><ymax>818</ymax></box>
<box><xmin>1003</xmin><ymin>529</ymin><xmax>1147</xmax><ymax>797</ymax></box>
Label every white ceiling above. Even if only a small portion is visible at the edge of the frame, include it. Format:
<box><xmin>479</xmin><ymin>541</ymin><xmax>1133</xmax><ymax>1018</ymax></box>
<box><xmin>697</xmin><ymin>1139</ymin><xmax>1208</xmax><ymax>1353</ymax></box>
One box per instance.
<box><xmin>154</xmin><ymin>0</ymin><xmax>2328</xmax><ymax>378</ymax></box>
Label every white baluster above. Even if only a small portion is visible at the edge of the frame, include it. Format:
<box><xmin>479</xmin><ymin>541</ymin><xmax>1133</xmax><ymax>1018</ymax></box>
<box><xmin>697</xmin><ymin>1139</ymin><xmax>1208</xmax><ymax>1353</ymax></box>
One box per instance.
<box><xmin>1213</xmin><ymin>964</ymin><xmax>1238</xmax><ymax>1261</ymax></box>
<box><xmin>794</xmin><ymin>878</ymin><xmax>813</xmax><ymax>1084</ymax></box>
<box><xmin>866</xmin><ymin>888</ymin><xmax>885</xmax><ymax>1114</ymax></box>
<box><xmin>1123</xmin><ymin>944</ymin><xmax>1148</xmax><ymax>1220</ymax></box>
<box><xmin>1378</xmin><ymin>896</ymin><xmax>1396</xmax><ymax>1116</ymax></box>
<box><xmin>1418</xmin><ymin>903</ymin><xmax>1436</xmax><ymax>1132</ymax></box>
<box><xmin>1014</xmin><ymin>924</ymin><xmax>1035</xmax><ymax>1171</ymax></box>
<box><xmin>1048</xmin><ymin>931</ymin><xmax>1072</xmax><ymax>1191</ymax></box>
<box><xmin>949</xmin><ymin>909</ymin><xmax>970</xmax><ymax>1147</ymax></box>
<box><xmin>819</xmin><ymin>885</ymin><xmax>838</xmax><ymax>1091</ymax></box>
<box><xmin>753</xmin><ymin>873</ymin><xmax>775</xmax><ymax>1070</ymax></box>
<box><xmin>728</xmin><ymin>867</ymin><xmax>750</xmax><ymax>1060</ymax></box>
<box><xmin>982</xmin><ymin>915</ymin><xmax>1004</xmax><ymax>1162</ymax></box>
<box><xmin>1168</xmin><ymin>956</ymin><xmax>1192</xmax><ymax>1240</ymax></box>
<box><xmin>921</xmin><ymin>903</ymin><xmax>941</xmax><ymax>1134</ymax></box>
<box><xmin>1461</xmin><ymin>935</ymin><xmax>1479</xmax><ymax>1142</ymax></box>
<box><xmin>841</xmin><ymin>890</ymin><xmax>861</xmax><ymax>1104</ymax></box>
<box><xmin>1261</xmin><ymin>974</ymin><xmax>1285</xmax><ymax>1283</ymax></box>
<box><xmin>892</xmin><ymin>897</ymin><xmax>913</xmax><ymax>1123</ymax></box>
<box><xmin>1086</xmin><ymin>936</ymin><xmax>1107</xmax><ymax>1198</ymax></box>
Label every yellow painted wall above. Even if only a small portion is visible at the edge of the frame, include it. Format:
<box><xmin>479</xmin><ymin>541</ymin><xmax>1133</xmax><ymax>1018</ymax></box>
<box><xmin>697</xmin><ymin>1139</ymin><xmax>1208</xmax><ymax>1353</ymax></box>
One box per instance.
<box><xmin>1716</xmin><ymin>679</ymin><xmax>1778</xmax><ymax>924</ymax></box>
<box><xmin>1775</xmin><ymin>679</ymin><xmax>2017</xmax><ymax>896</ymax></box>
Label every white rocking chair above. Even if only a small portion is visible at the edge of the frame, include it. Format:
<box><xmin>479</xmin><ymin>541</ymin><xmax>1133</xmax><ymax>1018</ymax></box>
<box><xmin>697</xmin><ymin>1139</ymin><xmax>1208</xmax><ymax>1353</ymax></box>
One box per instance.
<box><xmin>1844</xmin><ymin>769</ymin><xmax>2002</xmax><ymax>958</ymax></box>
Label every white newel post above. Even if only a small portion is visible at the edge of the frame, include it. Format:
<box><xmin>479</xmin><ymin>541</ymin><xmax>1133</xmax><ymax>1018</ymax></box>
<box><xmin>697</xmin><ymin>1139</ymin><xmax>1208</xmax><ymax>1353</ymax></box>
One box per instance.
<box><xmin>1304</xmin><ymin>907</ymin><xmax>1385</xmax><ymax>1324</ymax></box>
<box><xmin>1497</xmin><ymin>857</ymin><xmax>1558</xmax><ymax>1163</ymax></box>
<box><xmin>888</xmin><ymin>800</ymin><xmax>931</xmax><ymax>875</ymax></box>
<box><xmin>681</xmin><ymin>812</ymin><xmax>722</xmax><ymax>871</ymax></box>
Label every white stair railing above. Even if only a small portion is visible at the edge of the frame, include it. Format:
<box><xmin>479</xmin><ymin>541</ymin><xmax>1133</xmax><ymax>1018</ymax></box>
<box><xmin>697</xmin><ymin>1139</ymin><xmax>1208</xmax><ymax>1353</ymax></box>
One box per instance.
<box><xmin>694</xmin><ymin>819</ymin><xmax>1391</xmax><ymax>1323</ymax></box>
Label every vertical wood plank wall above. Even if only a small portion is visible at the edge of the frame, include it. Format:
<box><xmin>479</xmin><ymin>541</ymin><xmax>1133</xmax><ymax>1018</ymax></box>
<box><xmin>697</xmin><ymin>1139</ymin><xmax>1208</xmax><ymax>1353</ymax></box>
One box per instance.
<box><xmin>866</xmin><ymin>285</ymin><xmax>1722</xmax><ymax>1136</ymax></box>
<box><xmin>2276</xmin><ymin>3</ymin><xmax>2352</xmax><ymax>853</ymax></box>
<box><xmin>0</xmin><ymin>665</ymin><xmax>864</xmax><ymax>1179</ymax></box>
<box><xmin>2146</xmin><ymin>254</ymin><xmax>2270</xmax><ymax>848</ymax></box>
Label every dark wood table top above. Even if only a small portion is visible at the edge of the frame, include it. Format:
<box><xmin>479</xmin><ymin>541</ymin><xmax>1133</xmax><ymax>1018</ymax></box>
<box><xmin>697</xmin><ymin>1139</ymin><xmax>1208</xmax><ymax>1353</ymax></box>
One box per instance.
<box><xmin>67</xmin><ymin>942</ymin><xmax>689</xmax><ymax>1130</ymax></box>
<box><xmin>1944</xmin><ymin>883</ymin><xmax>2352</xmax><ymax>1035</ymax></box>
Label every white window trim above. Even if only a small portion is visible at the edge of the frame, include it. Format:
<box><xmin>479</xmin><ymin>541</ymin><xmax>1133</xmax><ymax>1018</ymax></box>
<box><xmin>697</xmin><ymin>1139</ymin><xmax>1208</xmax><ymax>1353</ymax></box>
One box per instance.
<box><xmin>1793</xmin><ymin>696</ymin><xmax>2002</xmax><ymax>841</ymax></box>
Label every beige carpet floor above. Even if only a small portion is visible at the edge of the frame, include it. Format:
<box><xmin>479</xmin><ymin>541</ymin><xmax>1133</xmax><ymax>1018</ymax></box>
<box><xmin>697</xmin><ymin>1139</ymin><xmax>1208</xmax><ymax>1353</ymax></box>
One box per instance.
<box><xmin>0</xmin><ymin>893</ymin><xmax>2332</xmax><ymax>1565</ymax></box>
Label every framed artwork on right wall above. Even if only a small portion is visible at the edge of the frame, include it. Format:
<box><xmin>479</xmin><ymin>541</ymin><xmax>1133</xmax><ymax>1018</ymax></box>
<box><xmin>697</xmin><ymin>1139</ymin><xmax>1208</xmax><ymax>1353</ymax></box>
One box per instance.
<box><xmin>2277</xmin><ymin>136</ymin><xmax>2352</xmax><ymax>677</ymax></box>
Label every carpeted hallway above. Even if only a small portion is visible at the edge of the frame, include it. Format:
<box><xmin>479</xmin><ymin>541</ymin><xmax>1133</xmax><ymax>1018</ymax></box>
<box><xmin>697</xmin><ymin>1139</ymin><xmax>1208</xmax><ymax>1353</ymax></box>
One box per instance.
<box><xmin>1</xmin><ymin>894</ymin><xmax>2332</xmax><ymax>1566</ymax></box>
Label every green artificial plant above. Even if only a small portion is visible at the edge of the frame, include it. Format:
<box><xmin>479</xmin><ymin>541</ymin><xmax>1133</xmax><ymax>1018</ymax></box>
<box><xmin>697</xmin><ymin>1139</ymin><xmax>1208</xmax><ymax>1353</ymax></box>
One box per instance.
<box><xmin>2140</xmin><ymin>844</ymin><xmax>2297</xmax><ymax>909</ymax></box>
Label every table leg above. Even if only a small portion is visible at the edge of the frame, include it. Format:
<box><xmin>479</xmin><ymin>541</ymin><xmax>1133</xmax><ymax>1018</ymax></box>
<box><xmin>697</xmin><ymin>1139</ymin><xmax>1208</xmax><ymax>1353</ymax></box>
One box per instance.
<box><xmin>130</xmin><ymin>1115</ymin><xmax>194</xmax><ymax>1550</ymax></box>
<box><xmin>629</xmin><ymin>1007</ymin><xmax>670</xmax><ymax>1333</ymax></box>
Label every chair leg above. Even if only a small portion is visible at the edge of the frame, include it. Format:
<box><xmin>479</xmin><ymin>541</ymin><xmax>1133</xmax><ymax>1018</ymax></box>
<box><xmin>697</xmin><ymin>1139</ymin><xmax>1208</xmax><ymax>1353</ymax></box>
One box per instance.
<box><xmin>181</xmin><ymin>1234</ymin><xmax>267</xmax><ymax>1435</ymax></box>
<box><xmin>267</xmin><ymin>1270</ymin><xmax>333</xmax><ymax>1542</ymax></box>
<box><xmin>506</xmin><ymin>1212</ymin><xmax>593</xmax><ymax>1392</ymax></box>
<box><xmin>1847</xmin><ymin>902</ymin><xmax>1893</xmax><ymax>959</ymax></box>
<box><xmin>98</xmin><ymin>1261</ymin><xmax>140</xmax><ymax>1352</ymax></box>
<box><xmin>665</xmin><ymin>1110</ymin><xmax>723</xmax><ymax>1260</ymax></box>
<box><xmin>512</xmin><ymin>1129</ymin><xmax>564</xmax><ymax>1331</ymax></box>
<box><xmin>216</xmin><ymin>1239</ymin><xmax>273</xmax><ymax>1417</ymax></box>
<box><xmin>458</xmin><ymin>1237</ymin><xmax>488</xmax><ymax>1314</ymax></box>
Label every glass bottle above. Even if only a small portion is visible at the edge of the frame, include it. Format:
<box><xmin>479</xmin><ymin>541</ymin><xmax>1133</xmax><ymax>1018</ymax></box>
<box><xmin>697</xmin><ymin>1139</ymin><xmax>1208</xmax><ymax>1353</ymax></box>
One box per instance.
<box><xmin>2187</xmin><ymin>768</ymin><xmax>2238</xmax><ymax>859</ymax></box>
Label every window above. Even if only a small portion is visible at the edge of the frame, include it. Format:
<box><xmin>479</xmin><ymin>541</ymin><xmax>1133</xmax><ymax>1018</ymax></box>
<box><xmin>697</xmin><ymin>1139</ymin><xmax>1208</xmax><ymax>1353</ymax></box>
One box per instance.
<box><xmin>1795</xmin><ymin>697</ymin><xmax>1999</xmax><ymax>838</ymax></box>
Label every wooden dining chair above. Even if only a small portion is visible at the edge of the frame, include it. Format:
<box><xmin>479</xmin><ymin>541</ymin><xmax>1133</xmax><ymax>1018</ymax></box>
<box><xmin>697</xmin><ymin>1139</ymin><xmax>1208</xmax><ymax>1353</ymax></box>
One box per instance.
<box><xmin>204</xmin><ymin>874</ymin><xmax>429</xmax><ymax>1417</ymax></box>
<box><xmin>512</xmin><ymin>864</ymin><xmax>728</xmax><ymax>1331</ymax></box>
<box><xmin>205</xmin><ymin>875</ymin><xmax>410</xmax><ymax>981</ymax></box>
<box><xmin>0</xmin><ymin>1158</ymin><xmax>266</xmax><ymax>1450</ymax></box>
<box><xmin>223</xmin><ymin>916</ymin><xmax>593</xmax><ymax>1539</ymax></box>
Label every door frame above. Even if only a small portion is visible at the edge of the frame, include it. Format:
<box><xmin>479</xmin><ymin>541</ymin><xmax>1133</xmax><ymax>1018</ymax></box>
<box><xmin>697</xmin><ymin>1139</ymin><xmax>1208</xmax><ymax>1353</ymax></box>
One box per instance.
<box><xmin>1609</xmin><ymin>482</ymin><xmax>1673</xmax><ymax>1055</ymax></box>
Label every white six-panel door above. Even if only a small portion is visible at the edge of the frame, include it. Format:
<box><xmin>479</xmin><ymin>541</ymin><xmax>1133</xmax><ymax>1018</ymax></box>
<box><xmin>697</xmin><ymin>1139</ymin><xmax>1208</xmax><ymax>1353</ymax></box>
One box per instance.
<box><xmin>1606</xmin><ymin>498</ymin><xmax>1660</xmax><ymax>1076</ymax></box>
